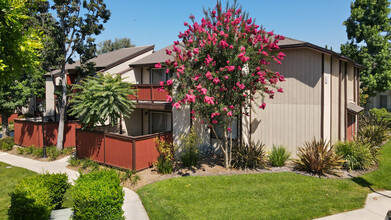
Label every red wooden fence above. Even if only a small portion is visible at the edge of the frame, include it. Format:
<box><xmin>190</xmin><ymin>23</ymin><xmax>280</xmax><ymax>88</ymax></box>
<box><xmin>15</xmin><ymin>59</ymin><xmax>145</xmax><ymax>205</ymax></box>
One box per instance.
<box><xmin>128</xmin><ymin>85</ymin><xmax>169</xmax><ymax>103</ymax></box>
<box><xmin>76</xmin><ymin>129</ymin><xmax>172</xmax><ymax>171</ymax></box>
<box><xmin>14</xmin><ymin>119</ymin><xmax>78</xmax><ymax>148</ymax></box>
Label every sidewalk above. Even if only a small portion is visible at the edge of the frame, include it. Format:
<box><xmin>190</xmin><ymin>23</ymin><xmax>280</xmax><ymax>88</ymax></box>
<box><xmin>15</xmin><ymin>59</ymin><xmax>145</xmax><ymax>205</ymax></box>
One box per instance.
<box><xmin>316</xmin><ymin>190</ymin><xmax>391</xmax><ymax>220</ymax></box>
<box><xmin>0</xmin><ymin>152</ymin><xmax>149</xmax><ymax>220</ymax></box>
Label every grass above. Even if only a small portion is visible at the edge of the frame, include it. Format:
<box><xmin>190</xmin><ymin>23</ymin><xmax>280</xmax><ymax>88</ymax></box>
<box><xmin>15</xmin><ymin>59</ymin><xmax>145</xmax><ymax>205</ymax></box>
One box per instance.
<box><xmin>359</xmin><ymin>140</ymin><xmax>391</xmax><ymax>190</ymax></box>
<box><xmin>0</xmin><ymin>162</ymin><xmax>37</xmax><ymax>219</ymax></box>
<box><xmin>138</xmin><ymin>141</ymin><xmax>391</xmax><ymax>220</ymax></box>
<box><xmin>0</xmin><ymin>162</ymin><xmax>73</xmax><ymax>219</ymax></box>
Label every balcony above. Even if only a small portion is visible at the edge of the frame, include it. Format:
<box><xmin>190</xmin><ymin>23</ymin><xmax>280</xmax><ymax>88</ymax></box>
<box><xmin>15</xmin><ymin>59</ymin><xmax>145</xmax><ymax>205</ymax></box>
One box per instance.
<box><xmin>129</xmin><ymin>84</ymin><xmax>171</xmax><ymax>109</ymax></box>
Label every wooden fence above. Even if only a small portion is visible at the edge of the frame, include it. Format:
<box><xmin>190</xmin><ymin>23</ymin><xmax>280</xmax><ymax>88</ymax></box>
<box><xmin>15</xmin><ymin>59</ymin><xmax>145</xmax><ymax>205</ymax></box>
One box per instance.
<box><xmin>76</xmin><ymin>129</ymin><xmax>172</xmax><ymax>171</ymax></box>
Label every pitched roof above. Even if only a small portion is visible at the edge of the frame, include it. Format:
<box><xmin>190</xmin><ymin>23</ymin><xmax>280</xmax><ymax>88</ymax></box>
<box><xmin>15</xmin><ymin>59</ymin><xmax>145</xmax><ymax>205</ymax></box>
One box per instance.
<box><xmin>129</xmin><ymin>37</ymin><xmax>362</xmax><ymax>67</ymax></box>
<box><xmin>45</xmin><ymin>45</ymin><xmax>154</xmax><ymax>76</ymax></box>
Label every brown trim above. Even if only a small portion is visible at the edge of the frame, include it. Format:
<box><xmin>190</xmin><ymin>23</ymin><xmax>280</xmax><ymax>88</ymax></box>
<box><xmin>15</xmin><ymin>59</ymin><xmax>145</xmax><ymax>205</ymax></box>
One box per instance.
<box><xmin>344</xmin><ymin>62</ymin><xmax>348</xmax><ymax>140</ymax></box>
<box><xmin>141</xmin><ymin>109</ymin><xmax>144</xmax><ymax>135</ymax></box>
<box><xmin>279</xmin><ymin>43</ymin><xmax>363</xmax><ymax>68</ymax></box>
<box><xmin>141</xmin><ymin>67</ymin><xmax>144</xmax><ymax>84</ymax></box>
<box><xmin>338</xmin><ymin>60</ymin><xmax>342</xmax><ymax>140</ymax></box>
<box><xmin>117</xmin><ymin>67</ymin><xmax>133</xmax><ymax>75</ymax></box>
<box><xmin>330</xmin><ymin>56</ymin><xmax>333</xmax><ymax>143</ymax></box>
<box><xmin>321</xmin><ymin>53</ymin><xmax>325</xmax><ymax>140</ymax></box>
<box><xmin>353</xmin><ymin>67</ymin><xmax>356</xmax><ymax>102</ymax></box>
<box><xmin>103</xmin><ymin>132</ymin><xmax>106</xmax><ymax>165</ymax></box>
<box><xmin>135</xmin><ymin>103</ymin><xmax>171</xmax><ymax>110</ymax></box>
<box><xmin>357</xmin><ymin>69</ymin><xmax>360</xmax><ymax>106</ymax></box>
<box><xmin>249</xmin><ymin>100</ymin><xmax>252</xmax><ymax>144</ymax></box>
<box><xmin>132</xmin><ymin>139</ymin><xmax>136</xmax><ymax>170</ymax></box>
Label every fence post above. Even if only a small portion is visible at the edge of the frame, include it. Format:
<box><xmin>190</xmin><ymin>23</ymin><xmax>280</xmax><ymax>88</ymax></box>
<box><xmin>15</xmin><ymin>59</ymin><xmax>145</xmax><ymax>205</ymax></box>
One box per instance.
<box><xmin>132</xmin><ymin>139</ymin><xmax>136</xmax><ymax>170</ymax></box>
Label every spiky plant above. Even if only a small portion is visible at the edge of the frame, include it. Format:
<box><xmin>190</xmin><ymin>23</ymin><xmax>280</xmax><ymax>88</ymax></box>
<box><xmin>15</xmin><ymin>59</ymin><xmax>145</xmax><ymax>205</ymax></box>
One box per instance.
<box><xmin>294</xmin><ymin>138</ymin><xmax>344</xmax><ymax>176</ymax></box>
<box><xmin>335</xmin><ymin>141</ymin><xmax>374</xmax><ymax>170</ymax></box>
<box><xmin>69</xmin><ymin>73</ymin><xmax>136</xmax><ymax>130</ymax></box>
<box><xmin>231</xmin><ymin>142</ymin><xmax>267</xmax><ymax>169</ymax></box>
<box><xmin>268</xmin><ymin>145</ymin><xmax>291</xmax><ymax>167</ymax></box>
<box><xmin>357</xmin><ymin>112</ymin><xmax>391</xmax><ymax>149</ymax></box>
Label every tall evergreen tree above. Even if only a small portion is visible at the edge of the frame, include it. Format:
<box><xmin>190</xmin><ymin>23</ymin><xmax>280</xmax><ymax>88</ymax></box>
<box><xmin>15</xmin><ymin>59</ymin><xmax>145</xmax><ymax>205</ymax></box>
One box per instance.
<box><xmin>341</xmin><ymin>0</ymin><xmax>391</xmax><ymax>101</ymax></box>
<box><xmin>97</xmin><ymin>37</ymin><xmax>135</xmax><ymax>54</ymax></box>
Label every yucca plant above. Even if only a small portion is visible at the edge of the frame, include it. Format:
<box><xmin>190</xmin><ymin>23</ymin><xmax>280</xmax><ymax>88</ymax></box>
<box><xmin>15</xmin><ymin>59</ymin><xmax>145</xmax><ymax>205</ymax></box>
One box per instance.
<box><xmin>357</xmin><ymin>112</ymin><xmax>391</xmax><ymax>148</ymax></box>
<box><xmin>294</xmin><ymin>138</ymin><xmax>344</xmax><ymax>176</ymax></box>
<box><xmin>69</xmin><ymin>73</ymin><xmax>136</xmax><ymax>131</ymax></box>
<box><xmin>335</xmin><ymin>141</ymin><xmax>374</xmax><ymax>170</ymax></box>
<box><xmin>268</xmin><ymin>145</ymin><xmax>291</xmax><ymax>167</ymax></box>
<box><xmin>231</xmin><ymin>142</ymin><xmax>267</xmax><ymax>169</ymax></box>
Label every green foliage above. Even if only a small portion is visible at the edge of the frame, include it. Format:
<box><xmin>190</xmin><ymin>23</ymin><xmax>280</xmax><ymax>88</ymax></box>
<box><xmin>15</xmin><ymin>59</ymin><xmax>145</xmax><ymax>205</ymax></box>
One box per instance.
<box><xmin>175</xmin><ymin>128</ymin><xmax>201</xmax><ymax>167</ymax></box>
<box><xmin>268</xmin><ymin>145</ymin><xmax>291</xmax><ymax>167</ymax></box>
<box><xmin>68</xmin><ymin>155</ymin><xmax>82</xmax><ymax>167</ymax></box>
<box><xmin>8</xmin><ymin>173</ymin><xmax>69</xmax><ymax>220</ymax></box>
<box><xmin>369</xmin><ymin>108</ymin><xmax>391</xmax><ymax>125</ymax></box>
<box><xmin>357</xmin><ymin>112</ymin><xmax>391</xmax><ymax>148</ymax></box>
<box><xmin>72</xmin><ymin>170</ymin><xmax>124</xmax><ymax>220</ymax></box>
<box><xmin>97</xmin><ymin>37</ymin><xmax>135</xmax><ymax>54</ymax></box>
<box><xmin>118</xmin><ymin>169</ymin><xmax>140</xmax><ymax>184</ymax></box>
<box><xmin>231</xmin><ymin>142</ymin><xmax>267</xmax><ymax>169</ymax></box>
<box><xmin>81</xmin><ymin>158</ymin><xmax>100</xmax><ymax>171</ymax></box>
<box><xmin>0</xmin><ymin>0</ymin><xmax>42</xmax><ymax>84</ymax></box>
<box><xmin>335</xmin><ymin>141</ymin><xmax>374</xmax><ymax>170</ymax></box>
<box><xmin>17</xmin><ymin>146</ymin><xmax>74</xmax><ymax>160</ymax></box>
<box><xmin>69</xmin><ymin>73</ymin><xmax>136</xmax><ymax>129</ymax></box>
<box><xmin>155</xmin><ymin>138</ymin><xmax>174</xmax><ymax>174</ymax></box>
<box><xmin>294</xmin><ymin>139</ymin><xmax>344</xmax><ymax>175</ymax></box>
<box><xmin>0</xmin><ymin>137</ymin><xmax>14</xmax><ymax>151</ymax></box>
<box><xmin>341</xmin><ymin>0</ymin><xmax>391</xmax><ymax>97</ymax></box>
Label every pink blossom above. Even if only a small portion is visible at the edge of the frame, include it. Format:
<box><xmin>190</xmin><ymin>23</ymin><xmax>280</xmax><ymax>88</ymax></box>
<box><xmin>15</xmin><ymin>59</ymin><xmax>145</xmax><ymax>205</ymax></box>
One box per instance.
<box><xmin>279</xmin><ymin>75</ymin><xmax>285</xmax><ymax>81</ymax></box>
<box><xmin>193</xmin><ymin>75</ymin><xmax>200</xmax><ymax>81</ymax></box>
<box><xmin>277</xmin><ymin>88</ymin><xmax>284</xmax><ymax>93</ymax></box>
<box><xmin>159</xmin><ymin>81</ymin><xmax>165</xmax><ymax>86</ymax></box>
<box><xmin>191</xmin><ymin>116</ymin><xmax>195</xmax><ymax>120</ymax></box>
<box><xmin>200</xmin><ymin>88</ymin><xmax>207</xmax><ymax>95</ymax></box>
<box><xmin>157</xmin><ymin>87</ymin><xmax>165</xmax><ymax>92</ymax></box>
<box><xmin>261</xmin><ymin>51</ymin><xmax>268</xmax><ymax>56</ymax></box>
<box><xmin>184</xmin><ymin>22</ymin><xmax>188</xmax><ymax>26</ymax></box>
<box><xmin>166</xmin><ymin>69</ymin><xmax>170</xmax><ymax>74</ymax></box>
<box><xmin>174</xmin><ymin>40</ymin><xmax>179</xmax><ymax>45</ymax></box>
<box><xmin>211</xmin><ymin>112</ymin><xmax>220</xmax><ymax>118</ymax></box>
<box><xmin>227</xmin><ymin>111</ymin><xmax>233</xmax><ymax>116</ymax></box>
<box><xmin>224</xmin><ymin>75</ymin><xmax>229</xmax><ymax>79</ymax></box>
<box><xmin>212</xmin><ymin>120</ymin><xmax>218</xmax><ymax>124</ymax></box>
<box><xmin>165</xmin><ymin>49</ymin><xmax>172</xmax><ymax>55</ymax></box>
<box><xmin>201</xmin><ymin>120</ymin><xmax>204</xmax><ymax>123</ymax></box>
<box><xmin>223</xmin><ymin>107</ymin><xmax>228</xmax><ymax>111</ymax></box>
<box><xmin>227</xmin><ymin>127</ymin><xmax>232</xmax><ymax>132</ymax></box>
<box><xmin>166</xmin><ymin>95</ymin><xmax>173</xmax><ymax>102</ymax></box>
<box><xmin>259</xmin><ymin>103</ymin><xmax>266</xmax><ymax>110</ymax></box>
<box><xmin>278</xmin><ymin>52</ymin><xmax>286</xmax><ymax>60</ymax></box>
<box><xmin>204</xmin><ymin>96</ymin><xmax>215</xmax><ymax>105</ymax></box>
<box><xmin>189</xmin><ymin>14</ymin><xmax>195</xmax><ymax>19</ymax></box>
<box><xmin>166</xmin><ymin>79</ymin><xmax>173</xmax><ymax>86</ymax></box>
<box><xmin>213</xmin><ymin>77</ymin><xmax>220</xmax><ymax>84</ymax></box>
<box><xmin>246</xmin><ymin>18</ymin><xmax>252</xmax><ymax>24</ymax></box>
<box><xmin>186</xmin><ymin>94</ymin><xmax>196</xmax><ymax>103</ymax></box>
<box><xmin>236</xmin><ymin>82</ymin><xmax>245</xmax><ymax>90</ymax></box>
<box><xmin>155</xmin><ymin>63</ymin><xmax>162</xmax><ymax>68</ymax></box>
<box><xmin>173</xmin><ymin>102</ymin><xmax>181</xmax><ymax>109</ymax></box>
<box><xmin>205</xmin><ymin>54</ymin><xmax>213</xmax><ymax>65</ymax></box>
<box><xmin>229</xmin><ymin>105</ymin><xmax>234</xmax><ymax>109</ymax></box>
<box><xmin>193</xmin><ymin>48</ymin><xmax>199</xmax><ymax>54</ymax></box>
<box><xmin>191</xmin><ymin>110</ymin><xmax>195</xmax><ymax>114</ymax></box>
<box><xmin>226</xmin><ymin>66</ymin><xmax>235</xmax><ymax>72</ymax></box>
<box><xmin>205</xmin><ymin>71</ymin><xmax>213</xmax><ymax>80</ymax></box>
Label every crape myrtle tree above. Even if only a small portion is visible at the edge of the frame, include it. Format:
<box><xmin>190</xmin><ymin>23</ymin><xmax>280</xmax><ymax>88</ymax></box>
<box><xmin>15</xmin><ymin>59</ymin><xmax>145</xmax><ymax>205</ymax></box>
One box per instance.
<box><xmin>51</xmin><ymin>0</ymin><xmax>110</xmax><ymax>151</ymax></box>
<box><xmin>156</xmin><ymin>1</ymin><xmax>286</xmax><ymax>168</ymax></box>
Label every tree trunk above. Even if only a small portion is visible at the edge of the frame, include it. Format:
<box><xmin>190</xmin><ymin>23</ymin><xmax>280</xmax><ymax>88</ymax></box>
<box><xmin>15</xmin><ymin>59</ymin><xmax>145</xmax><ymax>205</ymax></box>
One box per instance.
<box><xmin>56</xmin><ymin>68</ymin><xmax>67</xmax><ymax>151</ymax></box>
<box><xmin>1</xmin><ymin>112</ymin><xmax>9</xmax><ymax>138</ymax></box>
<box><xmin>223</xmin><ymin>124</ymin><xmax>229</xmax><ymax>168</ymax></box>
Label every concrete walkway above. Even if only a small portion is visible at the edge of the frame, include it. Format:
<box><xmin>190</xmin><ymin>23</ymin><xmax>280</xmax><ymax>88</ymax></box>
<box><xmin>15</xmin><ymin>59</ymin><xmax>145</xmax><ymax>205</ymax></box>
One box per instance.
<box><xmin>0</xmin><ymin>152</ymin><xmax>149</xmax><ymax>220</ymax></box>
<box><xmin>316</xmin><ymin>190</ymin><xmax>391</xmax><ymax>220</ymax></box>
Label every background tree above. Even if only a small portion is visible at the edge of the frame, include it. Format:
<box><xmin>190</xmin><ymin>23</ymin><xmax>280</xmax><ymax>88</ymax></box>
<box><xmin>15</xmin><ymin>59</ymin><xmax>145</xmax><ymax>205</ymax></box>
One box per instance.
<box><xmin>51</xmin><ymin>0</ymin><xmax>110</xmax><ymax>151</ymax></box>
<box><xmin>97</xmin><ymin>37</ymin><xmax>135</xmax><ymax>54</ymax></box>
<box><xmin>158</xmin><ymin>1</ymin><xmax>285</xmax><ymax>168</ymax></box>
<box><xmin>341</xmin><ymin>0</ymin><xmax>391</xmax><ymax>99</ymax></box>
<box><xmin>0</xmin><ymin>0</ymin><xmax>42</xmax><ymax>85</ymax></box>
<box><xmin>68</xmin><ymin>73</ymin><xmax>136</xmax><ymax>131</ymax></box>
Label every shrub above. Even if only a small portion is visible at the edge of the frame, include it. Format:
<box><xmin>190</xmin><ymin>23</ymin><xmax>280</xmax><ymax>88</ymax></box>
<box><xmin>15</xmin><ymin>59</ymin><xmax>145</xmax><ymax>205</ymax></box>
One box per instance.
<box><xmin>294</xmin><ymin>138</ymin><xmax>343</xmax><ymax>175</ymax></box>
<box><xmin>358</xmin><ymin>112</ymin><xmax>391</xmax><ymax>148</ymax></box>
<box><xmin>24</xmin><ymin>146</ymin><xmax>34</xmax><ymax>154</ymax></box>
<box><xmin>268</xmin><ymin>145</ymin><xmax>291</xmax><ymax>167</ymax></box>
<box><xmin>155</xmin><ymin>138</ymin><xmax>174</xmax><ymax>174</ymax></box>
<box><xmin>16</xmin><ymin>147</ymin><xmax>24</xmax><ymax>154</ymax></box>
<box><xmin>369</xmin><ymin>108</ymin><xmax>391</xmax><ymax>125</ymax></box>
<box><xmin>68</xmin><ymin>156</ymin><xmax>82</xmax><ymax>167</ymax></box>
<box><xmin>0</xmin><ymin>136</ymin><xmax>14</xmax><ymax>151</ymax></box>
<box><xmin>175</xmin><ymin>127</ymin><xmax>201</xmax><ymax>168</ymax></box>
<box><xmin>231</xmin><ymin>142</ymin><xmax>267</xmax><ymax>169</ymax></box>
<box><xmin>335</xmin><ymin>141</ymin><xmax>374</xmax><ymax>170</ymax></box>
<box><xmin>118</xmin><ymin>169</ymin><xmax>140</xmax><ymax>184</ymax></box>
<box><xmin>72</xmin><ymin>170</ymin><xmax>125</xmax><ymax>220</ymax></box>
<box><xmin>8</xmin><ymin>173</ymin><xmax>69</xmax><ymax>219</ymax></box>
<box><xmin>81</xmin><ymin>158</ymin><xmax>100</xmax><ymax>171</ymax></box>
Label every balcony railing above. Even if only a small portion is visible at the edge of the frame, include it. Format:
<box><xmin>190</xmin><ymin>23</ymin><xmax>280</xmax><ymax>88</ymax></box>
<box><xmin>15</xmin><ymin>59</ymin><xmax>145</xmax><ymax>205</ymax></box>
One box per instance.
<box><xmin>129</xmin><ymin>84</ymin><xmax>169</xmax><ymax>103</ymax></box>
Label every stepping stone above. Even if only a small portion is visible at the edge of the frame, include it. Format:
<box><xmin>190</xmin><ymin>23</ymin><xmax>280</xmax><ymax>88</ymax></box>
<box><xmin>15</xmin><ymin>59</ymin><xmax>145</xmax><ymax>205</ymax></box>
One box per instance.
<box><xmin>50</xmin><ymin>208</ymin><xmax>73</xmax><ymax>220</ymax></box>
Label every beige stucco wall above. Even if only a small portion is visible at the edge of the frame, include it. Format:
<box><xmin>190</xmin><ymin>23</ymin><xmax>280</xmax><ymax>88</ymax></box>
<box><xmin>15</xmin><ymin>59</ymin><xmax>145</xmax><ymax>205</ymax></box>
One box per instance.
<box><xmin>45</xmin><ymin>77</ymin><xmax>55</xmax><ymax>117</ymax></box>
<box><xmin>250</xmin><ymin>48</ymin><xmax>322</xmax><ymax>154</ymax></box>
<box><xmin>330</xmin><ymin>57</ymin><xmax>340</xmax><ymax>143</ymax></box>
<box><xmin>323</xmin><ymin>54</ymin><xmax>331</xmax><ymax>142</ymax></box>
<box><xmin>122</xmin><ymin>108</ymin><xmax>143</xmax><ymax>136</ymax></box>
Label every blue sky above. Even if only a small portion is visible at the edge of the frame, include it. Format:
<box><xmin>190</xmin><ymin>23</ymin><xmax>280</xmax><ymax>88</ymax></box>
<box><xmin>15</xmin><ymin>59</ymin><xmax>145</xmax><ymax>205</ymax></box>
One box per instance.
<box><xmin>92</xmin><ymin>1</ymin><xmax>353</xmax><ymax>52</ymax></box>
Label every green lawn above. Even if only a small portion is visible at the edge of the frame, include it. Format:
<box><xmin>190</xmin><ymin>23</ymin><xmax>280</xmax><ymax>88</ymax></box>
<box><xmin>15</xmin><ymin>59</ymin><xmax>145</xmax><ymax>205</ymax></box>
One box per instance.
<box><xmin>137</xmin><ymin>142</ymin><xmax>391</xmax><ymax>220</ymax></box>
<box><xmin>0</xmin><ymin>162</ymin><xmax>37</xmax><ymax>220</ymax></box>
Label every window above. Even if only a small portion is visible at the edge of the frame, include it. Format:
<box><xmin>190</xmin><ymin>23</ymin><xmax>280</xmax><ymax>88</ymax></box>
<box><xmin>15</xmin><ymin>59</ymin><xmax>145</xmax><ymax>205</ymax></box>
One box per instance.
<box><xmin>150</xmin><ymin>68</ymin><xmax>171</xmax><ymax>84</ymax></box>
<box><xmin>380</xmin><ymin>95</ymin><xmax>387</xmax><ymax>109</ymax></box>
<box><xmin>149</xmin><ymin>111</ymin><xmax>172</xmax><ymax>133</ymax></box>
<box><xmin>212</xmin><ymin>117</ymin><xmax>239</xmax><ymax>140</ymax></box>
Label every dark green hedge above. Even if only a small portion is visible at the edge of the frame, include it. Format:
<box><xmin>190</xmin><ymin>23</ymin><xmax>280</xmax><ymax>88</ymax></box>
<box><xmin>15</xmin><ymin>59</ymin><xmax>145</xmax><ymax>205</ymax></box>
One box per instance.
<box><xmin>72</xmin><ymin>170</ymin><xmax>124</xmax><ymax>220</ymax></box>
<box><xmin>8</xmin><ymin>173</ymin><xmax>70</xmax><ymax>220</ymax></box>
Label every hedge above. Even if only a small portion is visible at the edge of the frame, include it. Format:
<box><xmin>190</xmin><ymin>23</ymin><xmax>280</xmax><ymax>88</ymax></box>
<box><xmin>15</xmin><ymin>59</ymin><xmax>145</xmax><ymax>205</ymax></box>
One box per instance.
<box><xmin>8</xmin><ymin>173</ymin><xmax>70</xmax><ymax>220</ymax></box>
<box><xmin>72</xmin><ymin>169</ymin><xmax>124</xmax><ymax>220</ymax></box>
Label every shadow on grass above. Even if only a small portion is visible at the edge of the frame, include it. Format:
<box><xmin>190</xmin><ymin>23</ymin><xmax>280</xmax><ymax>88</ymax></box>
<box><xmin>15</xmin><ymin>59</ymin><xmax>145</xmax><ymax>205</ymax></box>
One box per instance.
<box><xmin>351</xmin><ymin>177</ymin><xmax>391</xmax><ymax>199</ymax></box>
